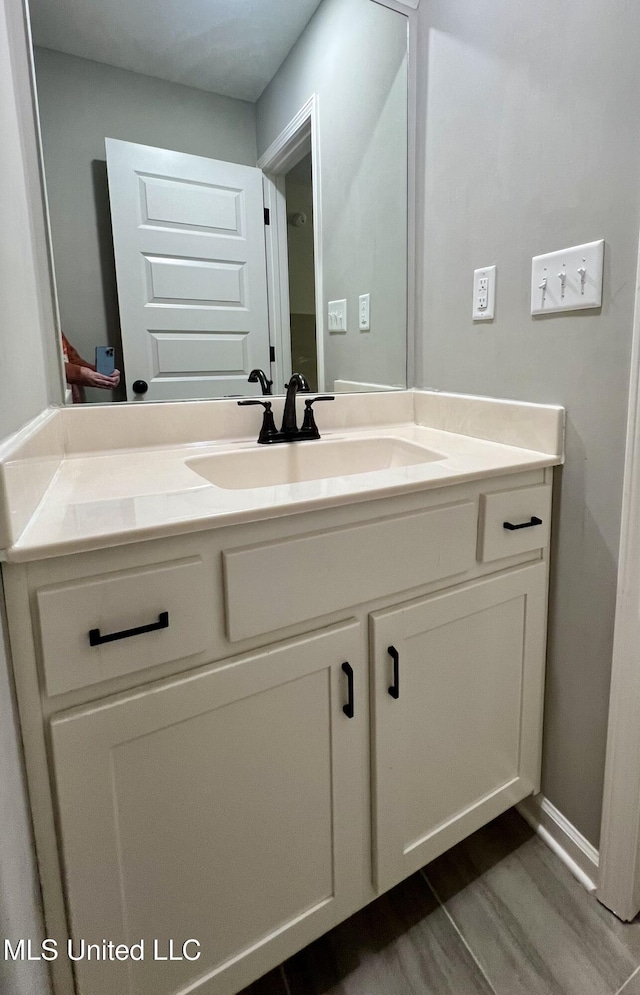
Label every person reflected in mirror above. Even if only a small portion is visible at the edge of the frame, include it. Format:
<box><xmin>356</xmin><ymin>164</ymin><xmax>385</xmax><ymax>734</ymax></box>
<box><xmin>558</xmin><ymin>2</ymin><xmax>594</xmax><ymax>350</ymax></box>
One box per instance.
<box><xmin>61</xmin><ymin>333</ymin><xmax>120</xmax><ymax>403</ymax></box>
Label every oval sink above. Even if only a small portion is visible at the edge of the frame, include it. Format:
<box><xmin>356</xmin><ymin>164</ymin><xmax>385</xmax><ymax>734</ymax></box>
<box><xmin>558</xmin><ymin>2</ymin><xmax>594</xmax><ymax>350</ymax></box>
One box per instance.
<box><xmin>186</xmin><ymin>437</ymin><xmax>445</xmax><ymax>489</ymax></box>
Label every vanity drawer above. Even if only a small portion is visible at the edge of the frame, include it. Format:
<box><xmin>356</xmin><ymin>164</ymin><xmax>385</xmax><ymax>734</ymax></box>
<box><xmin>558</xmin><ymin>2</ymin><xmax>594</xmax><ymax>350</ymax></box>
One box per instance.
<box><xmin>223</xmin><ymin>501</ymin><xmax>477</xmax><ymax>641</ymax></box>
<box><xmin>478</xmin><ymin>484</ymin><xmax>552</xmax><ymax>563</ymax></box>
<box><xmin>36</xmin><ymin>557</ymin><xmax>212</xmax><ymax>696</ymax></box>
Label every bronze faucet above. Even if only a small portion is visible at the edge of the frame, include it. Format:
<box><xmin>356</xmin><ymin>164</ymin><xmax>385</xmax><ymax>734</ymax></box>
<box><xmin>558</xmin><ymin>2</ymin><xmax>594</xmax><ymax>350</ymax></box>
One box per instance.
<box><xmin>238</xmin><ymin>373</ymin><xmax>334</xmax><ymax>444</ymax></box>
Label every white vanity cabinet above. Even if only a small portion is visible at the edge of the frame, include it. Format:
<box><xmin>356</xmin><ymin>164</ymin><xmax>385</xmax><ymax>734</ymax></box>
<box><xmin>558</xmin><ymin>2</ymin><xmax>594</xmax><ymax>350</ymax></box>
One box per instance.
<box><xmin>2</xmin><ymin>466</ymin><xmax>555</xmax><ymax>995</ymax></box>
<box><xmin>370</xmin><ymin>564</ymin><xmax>547</xmax><ymax>893</ymax></box>
<box><xmin>50</xmin><ymin>623</ymin><xmax>365</xmax><ymax>995</ymax></box>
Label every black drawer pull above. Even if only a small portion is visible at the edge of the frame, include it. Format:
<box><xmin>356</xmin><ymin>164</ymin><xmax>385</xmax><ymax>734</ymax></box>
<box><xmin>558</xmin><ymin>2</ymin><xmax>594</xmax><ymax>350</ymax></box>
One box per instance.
<box><xmin>342</xmin><ymin>662</ymin><xmax>354</xmax><ymax>718</ymax></box>
<box><xmin>503</xmin><ymin>516</ymin><xmax>542</xmax><ymax>531</ymax></box>
<box><xmin>89</xmin><ymin>611</ymin><xmax>169</xmax><ymax>647</ymax></box>
<box><xmin>388</xmin><ymin>645</ymin><xmax>400</xmax><ymax>699</ymax></box>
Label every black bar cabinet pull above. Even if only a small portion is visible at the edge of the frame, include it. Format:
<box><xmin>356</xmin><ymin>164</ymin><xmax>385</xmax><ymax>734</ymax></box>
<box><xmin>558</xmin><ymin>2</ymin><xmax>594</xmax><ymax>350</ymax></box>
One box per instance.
<box><xmin>503</xmin><ymin>516</ymin><xmax>543</xmax><ymax>531</ymax></box>
<box><xmin>342</xmin><ymin>662</ymin><xmax>355</xmax><ymax>718</ymax></box>
<box><xmin>388</xmin><ymin>645</ymin><xmax>400</xmax><ymax>699</ymax></box>
<box><xmin>89</xmin><ymin>611</ymin><xmax>169</xmax><ymax>647</ymax></box>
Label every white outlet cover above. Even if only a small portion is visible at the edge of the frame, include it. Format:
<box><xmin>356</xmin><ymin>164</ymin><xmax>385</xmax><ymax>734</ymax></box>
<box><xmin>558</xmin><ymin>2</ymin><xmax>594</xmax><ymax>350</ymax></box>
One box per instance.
<box><xmin>473</xmin><ymin>265</ymin><xmax>496</xmax><ymax>320</ymax></box>
<box><xmin>328</xmin><ymin>299</ymin><xmax>347</xmax><ymax>333</ymax></box>
<box><xmin>531</xmin><ymin>239</ymin><xmax>604</xmax><ymax>315</ymax></box>
<box><xmin>359</xmin><ymin>293</ymin><xmax>370</xmax><ymax>331</ymax></box>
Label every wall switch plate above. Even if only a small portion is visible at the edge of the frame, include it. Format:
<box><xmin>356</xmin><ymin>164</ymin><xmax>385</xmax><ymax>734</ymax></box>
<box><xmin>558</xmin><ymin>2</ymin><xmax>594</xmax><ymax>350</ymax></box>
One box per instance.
<box><xmin>531</xmin><ymin>239</ymin><xmax>604</xmax><ymax>315</ymax></box>
<box><xmin>328</xmin><ymin>299</ymin><xmax>347</xmax><ymax>333</ymax></box>
<box><xmin>359</xmin><ymin>293</ymin><xmax>370</xmax><ymax>331</ymax></box>
<box><xmin>473</xmin><ymin>265</ymin><xmax>496</xmax><ymax>320</ymax></box>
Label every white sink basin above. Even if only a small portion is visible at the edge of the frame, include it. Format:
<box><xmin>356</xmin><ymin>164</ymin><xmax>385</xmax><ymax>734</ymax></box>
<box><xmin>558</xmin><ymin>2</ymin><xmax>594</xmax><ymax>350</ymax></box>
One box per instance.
<box><xmin>186</xmin><ymin>437</ymin><xmax>444</xmax><ymax>489</ymax></box>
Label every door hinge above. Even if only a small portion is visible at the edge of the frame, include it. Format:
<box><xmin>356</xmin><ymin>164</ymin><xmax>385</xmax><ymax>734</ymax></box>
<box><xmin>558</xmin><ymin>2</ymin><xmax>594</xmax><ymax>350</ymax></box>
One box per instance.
<box><xmin>269</xmin><ymin>346</ymin><xmax>276</xmax><ymax>363</ymax></box>
<box><xmin>264</xmin><ymin>208</ymin><xmax>271</xmax><ymax>226</ymax></box>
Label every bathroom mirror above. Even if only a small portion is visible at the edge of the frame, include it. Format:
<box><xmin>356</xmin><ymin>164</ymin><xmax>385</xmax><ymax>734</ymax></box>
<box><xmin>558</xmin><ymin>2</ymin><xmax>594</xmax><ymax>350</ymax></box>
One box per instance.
<box><xmin>27</xmin><ymin>0</ymin><xmax>408</xmax><ymax>403</ymax></box>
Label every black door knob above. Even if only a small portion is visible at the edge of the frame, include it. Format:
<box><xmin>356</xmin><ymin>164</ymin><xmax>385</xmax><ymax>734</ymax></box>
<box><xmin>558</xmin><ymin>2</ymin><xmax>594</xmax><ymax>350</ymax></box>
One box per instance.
<box><xmin>132</xmin><ymin>380</ymin><xmax>148</xmax><ymax>395</ymax></box>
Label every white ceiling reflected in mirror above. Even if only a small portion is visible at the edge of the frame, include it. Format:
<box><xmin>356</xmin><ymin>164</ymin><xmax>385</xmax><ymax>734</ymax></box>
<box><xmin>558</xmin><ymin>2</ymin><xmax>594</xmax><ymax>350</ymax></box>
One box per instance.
<box><xmin>28</xmin><ymin>0</ymin><xmax>408</xmax><ymax>403</ymax></box>
<box><xmin>29</xmin><ymin>0</ymin><xmax>325</xmax><ymax>102</ymax></box>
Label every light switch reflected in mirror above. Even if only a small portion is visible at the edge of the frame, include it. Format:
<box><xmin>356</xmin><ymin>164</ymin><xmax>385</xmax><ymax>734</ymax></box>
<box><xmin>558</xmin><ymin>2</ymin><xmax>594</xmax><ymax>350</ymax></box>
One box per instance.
<box><xmin>27</xmin><ymin>0</ymin><xmax>409</xmax><ymax>404</ymax></box>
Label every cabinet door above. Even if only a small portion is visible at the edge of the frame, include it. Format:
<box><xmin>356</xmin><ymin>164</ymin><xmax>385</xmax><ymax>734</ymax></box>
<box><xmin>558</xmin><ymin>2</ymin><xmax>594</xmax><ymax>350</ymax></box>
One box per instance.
<box><xmin>371</xmin><ymin>564</ymin><xmax>547</xmax><ymax>893</ymax></box>
<box><xmin>51</xmin><ymin>622</ymin><xmax>364</xmax><ymax>995</ymax></box>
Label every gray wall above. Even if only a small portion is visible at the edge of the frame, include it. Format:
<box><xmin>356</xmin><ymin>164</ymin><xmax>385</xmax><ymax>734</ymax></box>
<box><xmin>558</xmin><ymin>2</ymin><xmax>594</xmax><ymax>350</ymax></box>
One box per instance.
<box><xmin>415</xmin><ymin>0</ymin><xmax>640</xmax><ymax>845</ymax></box>
<box><xmin>257</xmin><ymin>0</ymin><xmax>408</xmax><ymax>390</ymax></box>
<box><xmin>34</xmin><ymin>47</ymin><xmax>258</xmax><ymax>401</ymax></box>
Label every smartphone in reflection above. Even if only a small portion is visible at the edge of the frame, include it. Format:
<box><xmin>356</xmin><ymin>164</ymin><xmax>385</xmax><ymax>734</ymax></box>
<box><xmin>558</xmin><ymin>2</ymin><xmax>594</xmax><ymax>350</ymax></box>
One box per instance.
<box><xmin>95</xmin><ymin>346</ymin><xmax>115</xmax><ymax>376</ymax></box>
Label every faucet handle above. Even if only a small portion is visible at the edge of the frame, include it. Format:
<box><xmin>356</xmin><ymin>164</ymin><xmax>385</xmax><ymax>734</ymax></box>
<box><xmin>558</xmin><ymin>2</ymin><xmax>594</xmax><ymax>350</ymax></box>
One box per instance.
<box><xmin>301</xmin><ymin>395</ymin><xmax>335</xmax><ymax>439</ymax></box>
<box><xmin>304</xmin><ymin>396</ymin><xmax>335</xmax><ymax>405</ymax></box>
<box><xmin>237</xmin><ymin>399</ymin><xmax>278</xmax><ymax>444</ymax></box>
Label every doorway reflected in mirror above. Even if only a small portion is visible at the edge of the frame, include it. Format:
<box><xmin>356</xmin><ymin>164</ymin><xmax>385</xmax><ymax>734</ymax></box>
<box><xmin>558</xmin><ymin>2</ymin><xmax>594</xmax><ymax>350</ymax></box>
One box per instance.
<box><xmin>286</xmin><ymin>153</ymin><xmax>318</xmax><ymax>392</ymax></box>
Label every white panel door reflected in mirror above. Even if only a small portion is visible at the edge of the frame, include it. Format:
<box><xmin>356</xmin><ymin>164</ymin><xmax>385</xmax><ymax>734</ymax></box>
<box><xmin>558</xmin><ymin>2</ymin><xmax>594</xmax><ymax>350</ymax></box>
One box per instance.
<box><xmin>106</xmin><ymin>139</ymin><xmax>271</xmax><ymax>401</ymax></box>
<box><xmin>28</xmin><ymin>0</ymin><xmax>408</xmax><ymax>403</ymax></box>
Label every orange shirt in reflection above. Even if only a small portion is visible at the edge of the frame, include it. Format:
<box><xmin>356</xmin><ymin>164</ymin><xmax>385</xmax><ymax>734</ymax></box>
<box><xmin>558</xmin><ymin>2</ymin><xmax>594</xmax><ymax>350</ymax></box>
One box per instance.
<box><xmin>61</xmin><ymin>333</ymin><xmax>95</xmax><ymax>403</ymax></box>
<box><xmin>61</xmin><ymin>332</ymin><xmax>95</xmax><ymax>384</ymax></box>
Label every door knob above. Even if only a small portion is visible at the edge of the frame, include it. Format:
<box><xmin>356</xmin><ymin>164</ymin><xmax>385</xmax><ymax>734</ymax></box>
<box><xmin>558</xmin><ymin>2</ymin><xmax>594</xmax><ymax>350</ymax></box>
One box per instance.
<box><xmin>132</xmin><ymin>380</ymin><xmax>148</xmax><ymax>395</ymax></box>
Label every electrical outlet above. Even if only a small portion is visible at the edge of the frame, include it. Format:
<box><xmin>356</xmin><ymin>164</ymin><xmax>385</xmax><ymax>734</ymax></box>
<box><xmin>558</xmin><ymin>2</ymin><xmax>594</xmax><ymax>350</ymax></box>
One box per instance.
<box><xmin>477</xmin><ymin>277</ymin><xmax>489</xmax><ymax>309</ymax></box>
<box><xmin>473</xmin><ymin>266</ymin><xmax>496</xmax><ymax>320</ymax></box>
<box><xmin>359</xmin><ymin>294</ymin><xmax>370</xmax><ymax>331</ymax></box>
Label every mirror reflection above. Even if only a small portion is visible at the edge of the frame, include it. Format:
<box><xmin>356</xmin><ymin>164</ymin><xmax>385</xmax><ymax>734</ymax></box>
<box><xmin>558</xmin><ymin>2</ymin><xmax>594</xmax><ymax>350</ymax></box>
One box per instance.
<box><xmin>28</xmin><ymin>0</ymin><xmax>408</xmax><ymax>403</ymax></box>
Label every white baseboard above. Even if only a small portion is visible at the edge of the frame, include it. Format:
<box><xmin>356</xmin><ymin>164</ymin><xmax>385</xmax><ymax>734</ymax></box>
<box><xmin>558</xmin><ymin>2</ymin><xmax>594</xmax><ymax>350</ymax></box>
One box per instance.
<box><xmin>517</xmin><ymin>794</ymin><xmax>599</xmax><ymax>893</ymax></box>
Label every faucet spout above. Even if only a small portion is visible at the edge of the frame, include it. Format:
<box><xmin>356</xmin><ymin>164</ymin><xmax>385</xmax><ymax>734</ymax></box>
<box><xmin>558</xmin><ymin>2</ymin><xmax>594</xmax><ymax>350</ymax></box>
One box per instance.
<box><xmin>281</xmin><ymin>373</ymin><xmax>310</xmax><ymax>436</ymax></box>
<box><xmin>248</xmin><ymin>368</ymin><xmax>273</xmax><ymax>395</ymax></box>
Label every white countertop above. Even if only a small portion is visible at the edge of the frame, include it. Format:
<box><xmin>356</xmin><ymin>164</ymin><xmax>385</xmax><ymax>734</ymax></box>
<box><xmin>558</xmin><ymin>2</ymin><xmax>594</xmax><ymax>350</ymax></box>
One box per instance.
<box><xmin>0</xmin><ymin>391</ymin><xmax>564</xmax><ymax>562</ymax></box>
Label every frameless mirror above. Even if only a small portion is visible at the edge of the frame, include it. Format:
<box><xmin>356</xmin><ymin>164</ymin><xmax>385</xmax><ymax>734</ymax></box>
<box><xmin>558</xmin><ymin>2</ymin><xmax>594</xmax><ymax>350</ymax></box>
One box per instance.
<box><xmin>28</xmin><ymin>0</ymin><xmax>408</xmax><ymax>403</ymax></box>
